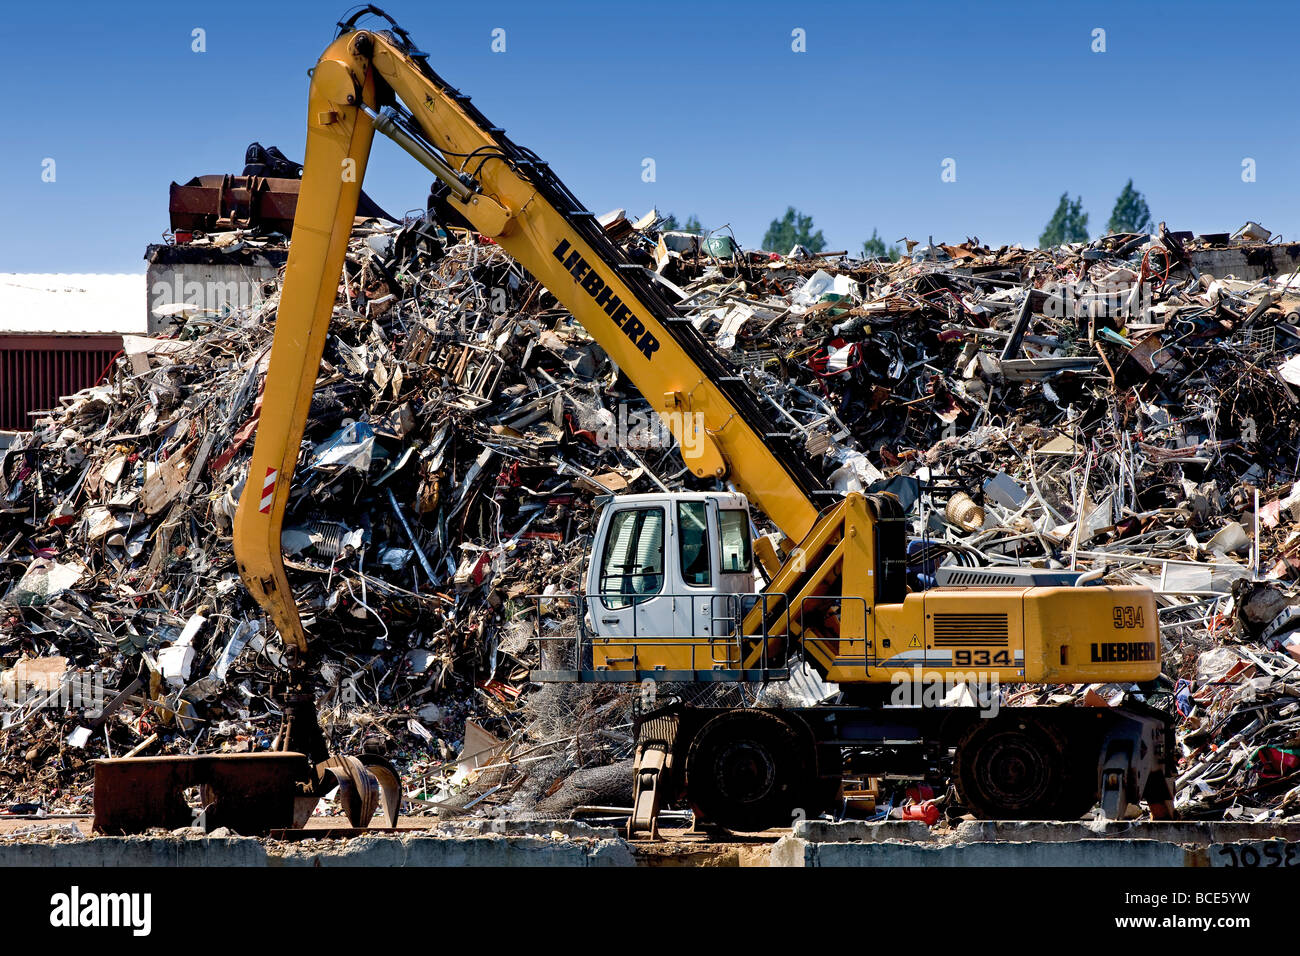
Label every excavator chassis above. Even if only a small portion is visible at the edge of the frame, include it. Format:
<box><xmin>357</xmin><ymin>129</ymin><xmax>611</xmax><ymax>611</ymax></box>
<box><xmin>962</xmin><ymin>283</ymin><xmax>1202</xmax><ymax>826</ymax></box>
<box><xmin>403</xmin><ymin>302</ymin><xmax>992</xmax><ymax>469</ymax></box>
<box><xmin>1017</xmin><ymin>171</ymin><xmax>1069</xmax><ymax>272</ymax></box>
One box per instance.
<box><xmin>628</xmin><ymin>700</ymin><xmax>1175</xmax><ymax>836</ymax></box>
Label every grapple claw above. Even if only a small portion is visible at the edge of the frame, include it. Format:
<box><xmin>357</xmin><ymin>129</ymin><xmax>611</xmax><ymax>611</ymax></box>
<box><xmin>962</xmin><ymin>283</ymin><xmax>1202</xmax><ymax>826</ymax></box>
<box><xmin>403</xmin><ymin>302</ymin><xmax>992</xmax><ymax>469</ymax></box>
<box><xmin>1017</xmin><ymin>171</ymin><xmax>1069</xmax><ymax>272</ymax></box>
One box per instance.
<box><xmin>358</xmin><ymin>754</ymin><xmax>403</xmax><ymax>828</ymax></box>
<box><xmin>321</xmin><ymin>755</ymin><xmax>381</xmax><ymax>827</ymax></box>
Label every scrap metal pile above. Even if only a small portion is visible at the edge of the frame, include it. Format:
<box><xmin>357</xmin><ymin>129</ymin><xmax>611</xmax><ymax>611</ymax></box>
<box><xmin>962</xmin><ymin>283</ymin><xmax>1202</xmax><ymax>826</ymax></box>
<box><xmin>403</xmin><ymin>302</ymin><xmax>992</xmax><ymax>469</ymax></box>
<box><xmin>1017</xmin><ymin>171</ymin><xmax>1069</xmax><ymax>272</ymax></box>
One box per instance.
<box><xmin>4</xmin><ymin>211</ymin><xmax>1300</xmax><ymax>823</ymax></box>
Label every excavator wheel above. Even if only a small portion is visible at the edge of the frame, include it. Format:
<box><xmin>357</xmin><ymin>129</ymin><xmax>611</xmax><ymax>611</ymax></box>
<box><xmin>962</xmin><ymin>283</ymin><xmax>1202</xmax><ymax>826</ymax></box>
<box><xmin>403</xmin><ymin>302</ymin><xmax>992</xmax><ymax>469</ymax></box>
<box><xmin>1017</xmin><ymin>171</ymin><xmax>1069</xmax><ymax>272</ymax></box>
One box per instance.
<box><xmin>953</xmin><ymin>717</ymin><xmax>1074</xmax><ymax>819</ymax></box>
<box><xmin>684</xmin><ymin>709</ymin><xmax>812</xmax><ymax>832</ymax></box>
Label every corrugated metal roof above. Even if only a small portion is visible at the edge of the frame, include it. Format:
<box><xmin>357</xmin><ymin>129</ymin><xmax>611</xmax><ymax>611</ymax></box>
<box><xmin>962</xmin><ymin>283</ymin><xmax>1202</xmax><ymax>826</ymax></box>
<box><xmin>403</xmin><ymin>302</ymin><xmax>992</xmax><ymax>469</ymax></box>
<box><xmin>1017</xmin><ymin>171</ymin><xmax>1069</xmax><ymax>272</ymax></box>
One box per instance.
<box><xmin>0</xmin><ymin>274</ymin><xmax>147</xmax><ymax>335</ymax></box>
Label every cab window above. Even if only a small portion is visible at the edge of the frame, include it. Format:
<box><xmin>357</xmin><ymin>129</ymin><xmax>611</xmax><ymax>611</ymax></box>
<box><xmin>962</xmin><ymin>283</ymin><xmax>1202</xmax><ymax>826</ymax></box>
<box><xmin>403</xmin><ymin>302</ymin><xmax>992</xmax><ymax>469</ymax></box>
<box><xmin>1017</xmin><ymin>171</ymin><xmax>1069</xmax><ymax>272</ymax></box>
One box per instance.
<box><xmin>677</xmin><ymin>501</ymin><xmax>712</xmax><ymax>587</ymax></box>
<box><xmin>599</xmin><ymin>507</ymin><xmax>664</xmax><ymax>608</ymax></box>
<box><xmin>719</xmin><ymin>509</ymin><xmax>752</xmax><ymax>573</ymax></box>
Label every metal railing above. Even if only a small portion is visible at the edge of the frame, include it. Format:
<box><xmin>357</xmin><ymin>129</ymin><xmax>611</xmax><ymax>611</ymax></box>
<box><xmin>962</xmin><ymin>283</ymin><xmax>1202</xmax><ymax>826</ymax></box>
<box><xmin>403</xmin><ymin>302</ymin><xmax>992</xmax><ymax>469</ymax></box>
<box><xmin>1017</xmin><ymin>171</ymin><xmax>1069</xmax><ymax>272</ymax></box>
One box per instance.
<box><xmin>519</xmin><ymin>589</ymin><xmax>869</xmax><ymax>684</ymax></box>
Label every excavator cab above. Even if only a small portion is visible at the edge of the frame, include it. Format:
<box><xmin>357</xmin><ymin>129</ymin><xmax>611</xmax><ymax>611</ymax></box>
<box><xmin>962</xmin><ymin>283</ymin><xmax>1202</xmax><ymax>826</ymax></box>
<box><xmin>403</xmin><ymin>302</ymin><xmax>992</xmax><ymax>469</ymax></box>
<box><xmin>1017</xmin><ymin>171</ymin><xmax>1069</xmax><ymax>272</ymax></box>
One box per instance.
<box><xmin>577</xmin><ymin>494</ymin><xmax>806</xmax><ymax>681</ymax></box>
<box><xmin>585</xmin><ymin>492</ymin><xmax>757</xmax><ymax>648</ymax></box>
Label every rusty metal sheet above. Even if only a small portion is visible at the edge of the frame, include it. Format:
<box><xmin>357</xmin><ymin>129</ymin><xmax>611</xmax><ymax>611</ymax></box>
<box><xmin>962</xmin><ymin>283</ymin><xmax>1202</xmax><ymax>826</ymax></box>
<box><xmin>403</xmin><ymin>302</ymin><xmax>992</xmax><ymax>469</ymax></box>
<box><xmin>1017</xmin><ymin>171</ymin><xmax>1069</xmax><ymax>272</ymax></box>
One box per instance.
<box><xmin>169</xmin><ymin>175</ymin><xmax>301</xmax><ymax>235</ymax></box>
<box><xmin>92</xmin><ymin>752</ymin><xmax>309</xmax><ymax>835</ymax></box>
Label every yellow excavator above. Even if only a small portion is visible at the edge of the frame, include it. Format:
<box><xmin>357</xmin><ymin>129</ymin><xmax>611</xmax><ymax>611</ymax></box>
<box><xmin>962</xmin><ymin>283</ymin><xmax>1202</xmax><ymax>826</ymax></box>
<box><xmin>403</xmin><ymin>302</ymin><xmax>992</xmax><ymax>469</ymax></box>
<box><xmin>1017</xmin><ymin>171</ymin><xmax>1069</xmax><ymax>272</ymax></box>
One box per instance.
<box><xmin>92</xmin><ymin>7</ymin><xmax>1174</xmax><ymax>835</ymax></box>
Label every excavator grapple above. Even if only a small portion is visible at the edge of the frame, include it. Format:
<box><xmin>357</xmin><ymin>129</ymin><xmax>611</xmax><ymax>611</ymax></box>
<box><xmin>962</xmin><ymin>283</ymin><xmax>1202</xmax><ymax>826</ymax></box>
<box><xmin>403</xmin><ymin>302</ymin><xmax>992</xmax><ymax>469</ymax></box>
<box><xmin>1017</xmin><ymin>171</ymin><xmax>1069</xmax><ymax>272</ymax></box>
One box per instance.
<box><xmin>92</xmin><ymin>751</ymin><xmax>401</xmax><ymax>835</ymax></box>
<box><xmin>92</xmin><ymin>652</ymin><xmax>401</xmax><ymax>835</ymax></box>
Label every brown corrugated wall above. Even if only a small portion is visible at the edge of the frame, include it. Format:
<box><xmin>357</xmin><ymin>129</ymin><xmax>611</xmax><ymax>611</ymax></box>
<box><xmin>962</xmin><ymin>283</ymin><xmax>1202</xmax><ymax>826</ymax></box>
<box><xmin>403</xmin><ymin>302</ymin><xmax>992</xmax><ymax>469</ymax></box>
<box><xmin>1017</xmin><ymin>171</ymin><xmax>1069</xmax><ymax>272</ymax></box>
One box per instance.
<box><xmin>0</xmin><ymin>335</ymin><xmax>122</xmax><ymax>431</ymax></box>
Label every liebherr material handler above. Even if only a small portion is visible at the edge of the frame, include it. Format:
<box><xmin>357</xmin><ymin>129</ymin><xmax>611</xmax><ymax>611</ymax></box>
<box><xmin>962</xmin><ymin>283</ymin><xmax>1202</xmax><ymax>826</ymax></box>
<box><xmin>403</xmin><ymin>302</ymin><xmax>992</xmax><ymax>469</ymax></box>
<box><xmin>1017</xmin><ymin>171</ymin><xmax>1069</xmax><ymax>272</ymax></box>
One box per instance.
<box><xmin>93</xmin><ymin>7</ymin><xmax>1175</xmax><ymax>836</ymax></box>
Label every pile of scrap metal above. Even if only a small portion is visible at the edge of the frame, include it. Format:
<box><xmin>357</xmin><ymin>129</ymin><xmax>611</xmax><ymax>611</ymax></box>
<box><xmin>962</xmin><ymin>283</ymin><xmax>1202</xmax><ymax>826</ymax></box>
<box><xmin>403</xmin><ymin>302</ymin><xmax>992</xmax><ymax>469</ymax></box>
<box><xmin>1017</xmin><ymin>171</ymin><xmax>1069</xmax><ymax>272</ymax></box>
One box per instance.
<box><xmin>4</xmin><ymin>209</ymin><xmax>1300</xmax><ymax>824</ymax></box>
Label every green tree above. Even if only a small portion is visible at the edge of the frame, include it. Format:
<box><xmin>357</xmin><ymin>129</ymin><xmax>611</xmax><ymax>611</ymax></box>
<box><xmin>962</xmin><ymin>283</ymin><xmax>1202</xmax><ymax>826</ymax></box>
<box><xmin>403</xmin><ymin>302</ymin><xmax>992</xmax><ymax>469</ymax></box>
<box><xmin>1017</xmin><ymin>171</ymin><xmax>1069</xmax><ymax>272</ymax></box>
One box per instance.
<box><xmin>762</xmin><ymin>206</ymin><xmax>826</xmax><ymax>253</ymax></box>
<box><xmin>659</xmin><ymin>213</ymin><xmax>704</xmax><ymax>234</ymax></box>
<box><xmin>861</xmin><ymin>228</ymin><xmax>901</xmax><ymax>261</ymax></box>
<box><xmin>1106</xmin><ymin>180</ymin><xmax>1152</xmax><ymax>235</ymax></box>
<box><xmin>1039</xmin><ymin>193</ymin><xmax>1089</xmax><ymax>247</ymax></box>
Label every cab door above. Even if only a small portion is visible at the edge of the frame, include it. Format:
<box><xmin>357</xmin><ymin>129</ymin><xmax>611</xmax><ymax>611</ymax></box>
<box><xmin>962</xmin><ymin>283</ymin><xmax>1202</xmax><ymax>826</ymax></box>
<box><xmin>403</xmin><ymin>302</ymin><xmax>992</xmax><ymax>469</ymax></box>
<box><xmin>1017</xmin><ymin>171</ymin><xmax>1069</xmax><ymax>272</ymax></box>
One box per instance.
<box><xmin>675</xmin><ymin>499</ymin><xmax>720</xmax><ymax>640</ymax></box>
<box><xmin>590</xmin><ymin>503</ymin><xmax>674</xmax><ymax>640</ymax></box>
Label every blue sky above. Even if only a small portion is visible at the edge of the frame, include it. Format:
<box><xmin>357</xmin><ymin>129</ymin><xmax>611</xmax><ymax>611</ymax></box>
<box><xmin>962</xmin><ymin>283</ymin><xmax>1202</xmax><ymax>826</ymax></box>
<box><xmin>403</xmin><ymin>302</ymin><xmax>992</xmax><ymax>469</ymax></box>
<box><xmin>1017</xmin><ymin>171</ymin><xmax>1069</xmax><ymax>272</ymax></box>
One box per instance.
<box><xmin>3</xmin><ymin>0</ymin><xmax>1296</xmax><ymax>273</ymax></box>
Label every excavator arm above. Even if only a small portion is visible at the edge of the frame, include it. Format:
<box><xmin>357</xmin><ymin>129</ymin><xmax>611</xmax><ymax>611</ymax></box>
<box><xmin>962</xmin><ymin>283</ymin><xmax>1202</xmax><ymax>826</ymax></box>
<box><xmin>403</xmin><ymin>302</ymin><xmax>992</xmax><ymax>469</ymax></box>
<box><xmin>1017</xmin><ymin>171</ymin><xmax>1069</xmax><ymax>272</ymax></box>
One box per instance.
<box><xmin>234</xmin><ymin>10</ymin><xmax>828</xmax><ymax>656</ymax></box>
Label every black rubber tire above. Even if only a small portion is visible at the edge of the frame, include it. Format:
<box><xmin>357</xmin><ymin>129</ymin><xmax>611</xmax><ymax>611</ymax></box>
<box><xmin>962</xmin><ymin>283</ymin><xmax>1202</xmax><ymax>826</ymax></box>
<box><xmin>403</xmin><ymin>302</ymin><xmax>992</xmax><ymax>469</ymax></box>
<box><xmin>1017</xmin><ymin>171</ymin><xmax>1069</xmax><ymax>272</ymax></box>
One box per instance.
<box><xmin>684</xmin><ymin>710</ymin><xmax>812</xmax><ymax>832</ymax></box>
<box><xmin>1057</xmin><ymin>748</ymin><xmax>1103</xmax><ymax>820</ymax></box>
<box><xmin>953</xmin><ymin>718</ymin><xmax>1071</xmax><ymax>819</ymax></box>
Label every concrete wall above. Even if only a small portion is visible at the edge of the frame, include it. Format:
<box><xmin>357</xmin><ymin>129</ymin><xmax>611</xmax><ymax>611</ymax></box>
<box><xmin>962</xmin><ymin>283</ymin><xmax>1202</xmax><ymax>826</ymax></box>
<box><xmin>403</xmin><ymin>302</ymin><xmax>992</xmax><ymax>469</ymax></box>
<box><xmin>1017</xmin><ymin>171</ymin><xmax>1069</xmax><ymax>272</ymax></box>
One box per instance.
<box><xmin>1185</xmin><ymin>243</ymin><xmax>1300</xmax><ymax>282</ymax></box>
<box><xmin>0</xmin><ymin>832</ymin><xmax>635</xmax><ymax>867</ymax></box>
<box><xmin>775</xmin><ymin>820</ymin><xmax>1300</xmax><ymax>867</ymax></box>
<box><xmin>2</xmin><ymin>820</ymin><xmax>1296</xmax><ymax>867</ymax></box>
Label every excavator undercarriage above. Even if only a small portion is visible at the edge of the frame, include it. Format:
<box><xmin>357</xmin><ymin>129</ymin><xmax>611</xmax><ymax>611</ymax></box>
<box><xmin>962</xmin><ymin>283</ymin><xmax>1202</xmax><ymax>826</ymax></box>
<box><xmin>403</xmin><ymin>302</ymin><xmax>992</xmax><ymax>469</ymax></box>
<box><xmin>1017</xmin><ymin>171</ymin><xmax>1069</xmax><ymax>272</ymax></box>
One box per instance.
<box><xmin>628</xmin><ymin>699</ymin><xmax>1175</xmax><ymax>837</ymax></box>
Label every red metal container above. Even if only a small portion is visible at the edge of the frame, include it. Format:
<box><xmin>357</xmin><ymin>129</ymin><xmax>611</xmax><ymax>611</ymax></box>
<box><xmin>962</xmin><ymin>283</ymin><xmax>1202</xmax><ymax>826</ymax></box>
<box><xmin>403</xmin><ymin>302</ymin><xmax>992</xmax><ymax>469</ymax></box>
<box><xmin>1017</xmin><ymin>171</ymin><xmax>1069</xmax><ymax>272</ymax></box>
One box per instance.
<box><xmin>0</xmin><ymin>334</ymin><xmax>122</xmax><ymax>431</ymax></box>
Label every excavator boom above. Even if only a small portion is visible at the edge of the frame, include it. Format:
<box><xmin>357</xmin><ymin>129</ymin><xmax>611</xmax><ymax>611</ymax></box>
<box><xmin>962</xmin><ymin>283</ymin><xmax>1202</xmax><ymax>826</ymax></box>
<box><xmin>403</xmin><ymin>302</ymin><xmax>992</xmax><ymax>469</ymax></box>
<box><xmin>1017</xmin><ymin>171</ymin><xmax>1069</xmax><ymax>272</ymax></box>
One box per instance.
<box><xmin>233</xmin><ymin>15</ymin><xmax>826</xmax><ymax>656</ymax></box>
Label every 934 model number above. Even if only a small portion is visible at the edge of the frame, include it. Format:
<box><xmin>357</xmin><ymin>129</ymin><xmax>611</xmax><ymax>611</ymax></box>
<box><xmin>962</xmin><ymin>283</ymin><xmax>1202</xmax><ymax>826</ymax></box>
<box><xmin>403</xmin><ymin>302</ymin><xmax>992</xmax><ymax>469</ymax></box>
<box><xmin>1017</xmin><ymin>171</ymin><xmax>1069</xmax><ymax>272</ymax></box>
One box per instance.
<box><xmin>1112</xmin><ymin>605</ymin><xmax>1145</xmax><ymax>629</ymax></box>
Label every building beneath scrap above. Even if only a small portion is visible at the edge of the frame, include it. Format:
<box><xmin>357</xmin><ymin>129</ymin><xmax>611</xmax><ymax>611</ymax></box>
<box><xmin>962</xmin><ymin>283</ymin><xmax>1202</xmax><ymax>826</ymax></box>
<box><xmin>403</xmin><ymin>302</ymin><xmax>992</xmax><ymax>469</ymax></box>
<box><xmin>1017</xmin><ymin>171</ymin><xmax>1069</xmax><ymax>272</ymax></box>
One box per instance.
<box><xmin>0</xmin><ymin>274</ymin><xmax>145</xmax><ymax>434</ymax></box>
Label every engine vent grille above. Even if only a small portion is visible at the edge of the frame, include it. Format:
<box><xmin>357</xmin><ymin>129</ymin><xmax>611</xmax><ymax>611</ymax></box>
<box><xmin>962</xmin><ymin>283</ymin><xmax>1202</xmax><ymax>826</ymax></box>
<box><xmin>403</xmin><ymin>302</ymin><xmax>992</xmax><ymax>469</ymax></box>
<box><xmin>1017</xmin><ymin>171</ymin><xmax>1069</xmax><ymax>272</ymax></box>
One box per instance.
<box><xmin>942</xmin><ymin>570</ymin><xmax>1020</xmax><ymax>587</ymax></box>
<box><xmin>932</xmin><ymin>613</ymin><xmax>1009</xmax><ymax>647</ymax></box>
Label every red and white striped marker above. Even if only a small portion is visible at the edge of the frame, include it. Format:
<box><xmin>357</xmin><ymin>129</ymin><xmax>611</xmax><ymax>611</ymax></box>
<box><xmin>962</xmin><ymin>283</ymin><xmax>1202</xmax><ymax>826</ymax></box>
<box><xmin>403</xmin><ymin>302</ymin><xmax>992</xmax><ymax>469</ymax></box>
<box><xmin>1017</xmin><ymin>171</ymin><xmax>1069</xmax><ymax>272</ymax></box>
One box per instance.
<box><xmin>258</xmin><ymin>467</ymin><xmax>278</xmax><ymax>514</ymax></box>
